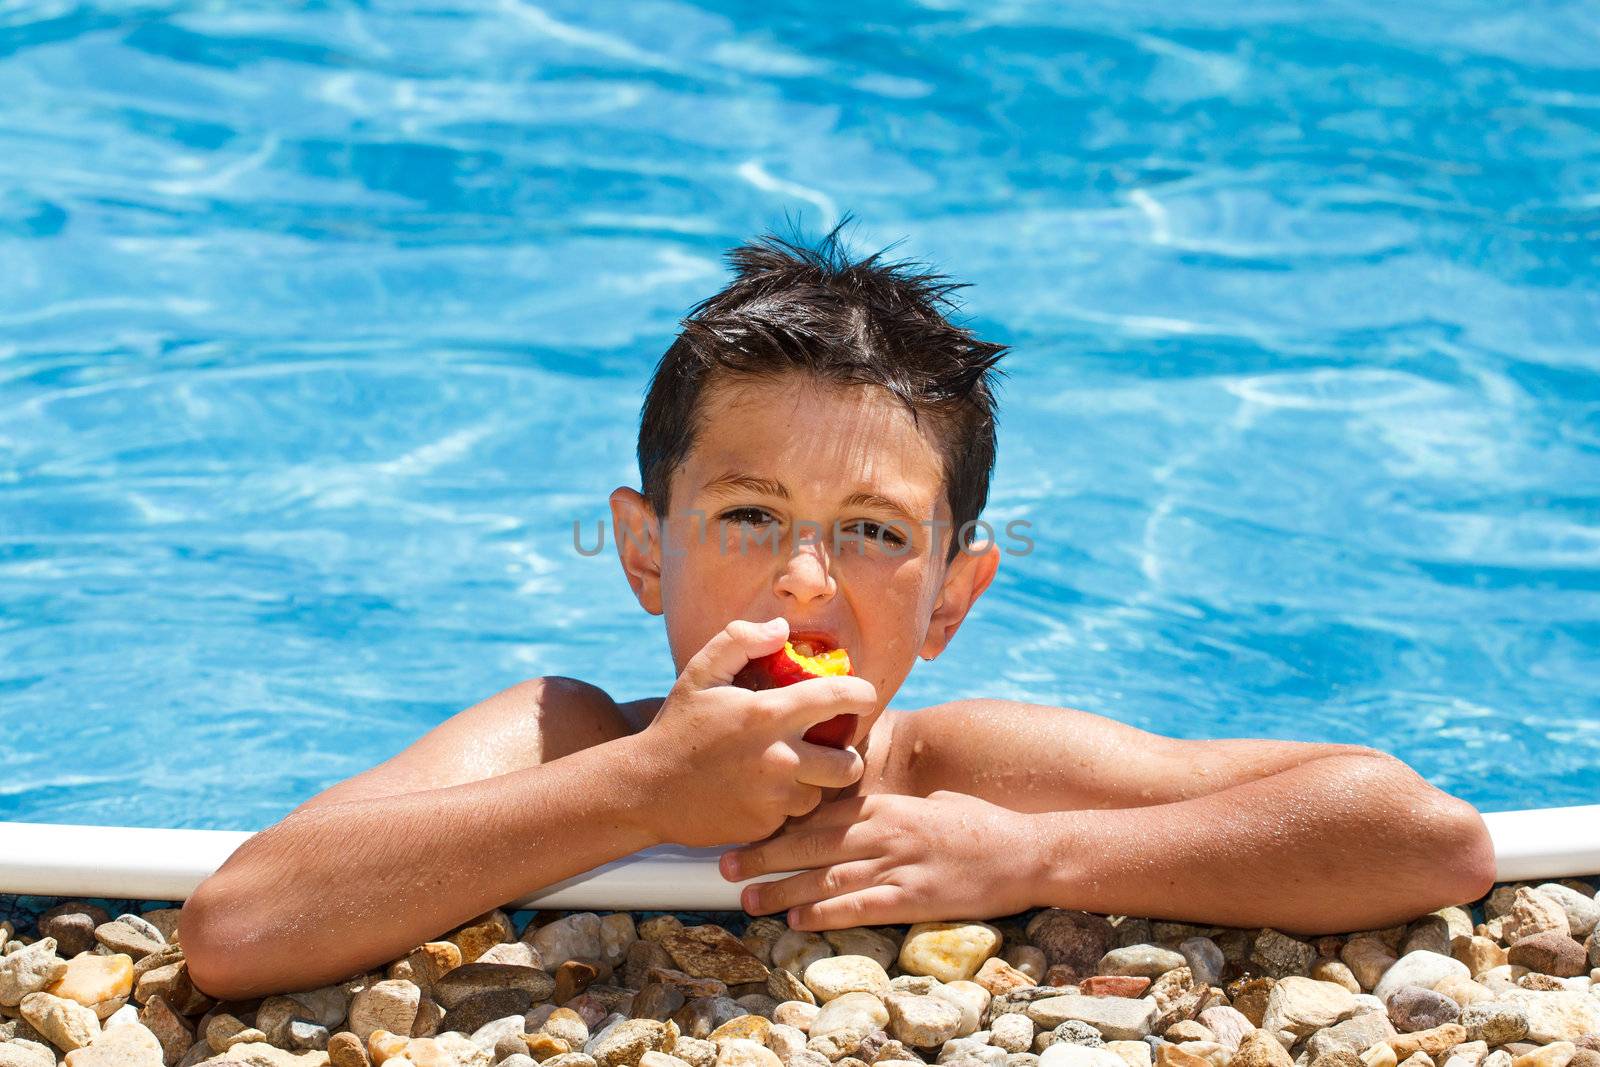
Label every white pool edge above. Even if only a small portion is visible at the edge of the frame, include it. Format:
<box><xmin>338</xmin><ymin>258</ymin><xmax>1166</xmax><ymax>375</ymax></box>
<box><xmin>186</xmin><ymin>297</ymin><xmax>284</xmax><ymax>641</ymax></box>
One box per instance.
<box><xmin>2</xmin><ymin>804</ymin><xmax>1597</xmax><ymax>909</ymax></box>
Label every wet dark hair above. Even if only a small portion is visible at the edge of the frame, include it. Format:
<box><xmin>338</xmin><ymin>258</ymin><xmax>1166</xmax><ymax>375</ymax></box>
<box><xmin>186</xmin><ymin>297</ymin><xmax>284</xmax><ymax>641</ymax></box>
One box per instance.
<box><xmin>637</xmin><ymin>215</ymin><xmax>1010</xmax><ymax>566</ymax></box>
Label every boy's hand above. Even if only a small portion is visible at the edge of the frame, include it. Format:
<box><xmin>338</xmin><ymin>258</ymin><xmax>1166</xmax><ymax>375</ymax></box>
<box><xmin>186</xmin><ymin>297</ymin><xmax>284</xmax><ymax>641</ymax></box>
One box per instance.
<box><xmin>718</xmin><ymin>790</ymin><xmax>1040</xmax><ymax>929</ymax></box>
<box><xmin>635</xmin><ymin>617</ymin><xmax>875</xmax><ymax>849</ymax></box>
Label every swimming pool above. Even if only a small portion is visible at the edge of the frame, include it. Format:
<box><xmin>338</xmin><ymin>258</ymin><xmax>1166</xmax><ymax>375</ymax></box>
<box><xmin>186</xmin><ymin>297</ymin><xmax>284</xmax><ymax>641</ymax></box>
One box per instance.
<box><xmin>1</xmin><ymin>2</ymin><xmax>1596</xmax><ymax>831</ymax></box>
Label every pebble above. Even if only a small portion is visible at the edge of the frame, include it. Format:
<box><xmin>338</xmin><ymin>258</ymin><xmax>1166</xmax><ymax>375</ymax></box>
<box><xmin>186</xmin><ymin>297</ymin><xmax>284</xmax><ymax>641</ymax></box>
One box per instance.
<box><xmin>1106</xmin><ymin>1042</ymin><xmax>1152</xmax><ymax>1067</ymax></box>
<box><xmin>1078</xmin><ymin>978</ymin><xmax>1149</xmax><ymax>999</ymax></box>
<box><xmin>1387</xmin><ymin>986</ymin><xmax>1460</xmax><ymax>1032</ymax></box>
<box><xmin>975</xmin><ymin>958</ymin><xmax>1038</xmax><ymax>997</ymax></box>
<box><xmin>1176</xmin><ymin>942</ymin><xmax>1223</xmax><ymax>990</ymax></box>
<box><xmin>1342</xmin><ymin>940</ymin><xmax>1400</xmax><ymax>994</ymax></box>
<box><xmin>808</xmin><ymin>991</ymin><xmax>889</xmax><ymax>1043</ymax></box>
<box><xmin>21</xmin><ymin>990</ymin><xmax>102</xmax><ymax>1051</ymax></box>
<box><xmin>940</xmin><ymin>1037</ymin><xmax>1009</xmax><ymax>1067</ymax></box>
<box><xmin>348</xmin><ymin>981</ymin><xmax>423</xmax><ymax>1041</ymax></box>
<box><xmin>452</xmin><ymin>912</ymin><xmax>516</xmax><ymax>965</ymax></box>
<box><xmin>1261</xmin><ymin>977</ymin><xmax>1356</xmax><ymax>1040</ymax></box>
<box><xmin>1</xmin><ymin>939</ymin><xmax>68</xmax><ymax>1008</ymax></box>
<box><xmin>1194</xmin><ymin>1008</ymin><xmax>1251</xmax><ymax>1052</ymax></box>
<box><xmin>39</xmin><ymin>906</ymin><xmax>112</xmax><ymax>959</ymax></box>
<box><xmin>1096</xmin><ymin>948</ymin><xmax>1185</xmax><ymax>980</ymax></box>
<box><xmin>662</xmin><ymin>928</ymin><xmax>768</xmax><ymax>986</ymax></box>
<box><xmin>532</xmin><ymin>916</ymin><xmax>605</xmax><ymax>972</ymax></box>
<box><xmin>1503</xmin><ymin>892</ymin><xmax>1570</xmax><ymax>945</ymax></box>
<box><xmin>898</xmin><ymin>924</ymin><xmax>1003</xmax><ymax>984</ymax></box>
<box><xmin>885</xmin><ymin>992</ymin><xmax>965</xmax><ymax>1047</ymax></box>
<box><xmin>768</xmin><ymin>933</ymin><xmax>833</xmax><ymax>982</ymax></box>
<box><xmin>1003</xmin><ymin>948</ymin><xmax>1048</xmax><ymax>984</ymax></box>
<box><xmin>1038</xmin><ymin>1047</ymin><xmax>1124</xmax><ymax>1067</ymax></box>
<box><xmin>0</xmin><ymin>1040</ymin><xmax>57</xmax><ymax>1067</ymax></box>
<box><xmin>989</xmin><ymin>1014</ymin><xmax>1035</xmax><ymax>1054</ymax></box>
<box><xmin>1505</xmin><ymin>935</ymin><xmax>1587</xmax><ymax>979</ymax></box>
<box><xmin>929</xmin><ymin>981</ymin><xmax>990</xmax><ymax>1037</ymax></box>
<box><xmin>63</xmin><ymin>1022</ymin><xmax>165</xmax><ymax>1067</ymax></box>
<box><xmin>1025</xmin><ymin>997</ymin><xmax>1156</xmax><ymax>1042</ymax></box>
<box><xmin>1250</xmin><ymin>932</ymin><xmax>1316</xmax><ymax>980</ymax></box>
<box><xmin>821</xmin><ymin>930</ymin><xmax>899</xmax><ymax>972</ymax></box>
<box><xmin>1532</xmin><ymin>886</ymin><xmax>1599</xmax><ymax>940</ymax></box>
<box><xmin>1024</xmin><ymin>913</ymin><xmax>1112</xmax><ymax>984</ymax></box>
<box><xmin>1375</xmin><ymin>954</ymin><xmax>1471</xmax><ymax>1004</ymax></box>
<box><xmin>1231</xmin><ymin>1032</ymin><xmax>1293</xmax><ymax>1067</ymax></box>
<box><xmin>803</xmin><ymin>956</ymin><xmax>890</xmax><ymax>1004</ymax></box>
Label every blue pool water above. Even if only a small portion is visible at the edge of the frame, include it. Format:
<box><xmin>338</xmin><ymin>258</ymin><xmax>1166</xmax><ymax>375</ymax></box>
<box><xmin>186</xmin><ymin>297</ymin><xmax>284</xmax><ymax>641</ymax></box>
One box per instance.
<box><xmin>1</xmin><ymin>2</ymin><xmax>1597</xmax><ymax>831</ymax></box>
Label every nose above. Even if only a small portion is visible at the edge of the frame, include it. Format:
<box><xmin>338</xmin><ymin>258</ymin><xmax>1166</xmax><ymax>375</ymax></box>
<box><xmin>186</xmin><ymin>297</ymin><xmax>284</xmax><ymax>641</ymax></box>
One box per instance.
<box><xmin>774</xmin><ymin>529</ymin><xmax>837</xmax><ymax>603</ymax></box>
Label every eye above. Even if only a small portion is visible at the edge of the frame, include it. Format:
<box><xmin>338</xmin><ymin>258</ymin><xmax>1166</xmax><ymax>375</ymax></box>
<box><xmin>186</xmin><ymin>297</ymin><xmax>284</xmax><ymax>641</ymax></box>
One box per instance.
<box><xmin>846</xmin><ymin>520</ymin><xmax>908</xmax><ymax>548</ymax></box>
<box><xmin>718</xmin><ymin>507</ymin><xmax>775</xmax><ymax>527</ymax></box>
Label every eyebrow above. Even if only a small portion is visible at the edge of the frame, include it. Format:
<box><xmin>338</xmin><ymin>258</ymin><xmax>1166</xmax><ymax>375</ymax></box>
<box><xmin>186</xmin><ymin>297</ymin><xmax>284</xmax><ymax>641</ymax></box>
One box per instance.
<box><xmin>698</xmin><ymin>472</ymin><xmax>921</xmax><ymax>524</ymax></box>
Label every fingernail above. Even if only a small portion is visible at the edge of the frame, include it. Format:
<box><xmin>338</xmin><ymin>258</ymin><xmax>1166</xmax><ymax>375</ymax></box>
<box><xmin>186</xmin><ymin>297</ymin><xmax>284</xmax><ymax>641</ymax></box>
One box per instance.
<box><xmin>721</xmin><ymin>853</ymin><xmax>740</xmax><ymax>880</ymax></box>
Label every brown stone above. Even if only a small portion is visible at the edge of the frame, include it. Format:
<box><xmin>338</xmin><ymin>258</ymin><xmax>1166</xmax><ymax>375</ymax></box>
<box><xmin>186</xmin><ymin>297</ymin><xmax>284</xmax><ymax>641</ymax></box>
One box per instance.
<box><xmin>437</xmin><ymin>988</ymin><xmax>532</xmax><ymax>1035</ymax></box>
<box><xmin>708</xmin><ymin>1016</ymin><xmax>771</xmax><ymax>1044</ymax></box>
<box><xmin>135</xmin><ymin>962</ymin><xmax>213</xmax><ymax>1016</ymax></box>
<box><xmin>327</xmin><ymin>1033</ymin><xmax>370</xmax><ymax>1067</ymax></box>
<box><xmin>523</xmin><ymin>1035</ymin><xmax>573</xmax><ymax>1061</ymax></box>
<box><xmin>1506</xmin><ymin>933</ymin><xmax>1587</xmax><ymax>978</ymax></box>
<box><xmin>1043</xmin><ymin>966</ymin><xmax>1078</xmax><ymax>988</ymax></box>
<box><xmin>631</xmin><ymin>984</ymin><xmax>686</xmax><ymax>1022</ymax></box>
<box><xmin>1026</xmin><ymin>911</ymin><xmax>1112</xmax><ymax>984</ymax></box>
<box><xmin>660</xmin><ymin>928</ymin><xmax>769</xmax><ymax>986</ymax></box>
<box><xmin>37</xmin><ymin>905</ymin><xmax>111</xmax><ymax>958</ymax></box>
<box><xmin>1156</xmin><ymin>1045</ymin><xmax>1213</xmax><ymax>1067</ymax></box>
<box><xmin>431</xmin><ymin>963</ymin><xmax>553</xmax><ymax>1009</ymax></box>
<box><xmin>766</xmin><ymin>968</ymin><xmax>813</xmax><ymax>1007</ymax></box>
<box><xmin>647</xmin><ymin>968</ymin><xmax>729</xmax><ymax>1000</ymax></box>
<box><xmin>139</xmin><ymin>995</ymin><xmax>196</xmax><ymax>1066</ymax></box>
<box><xmin>625</xmin><ymin>942</ymin><xmax>678</xmax><ymax>991</ymax></box>
<box><xmin>1225</xmin><ymin>977</ymin><xmax>1275</xmax><ymax>1028</ymax></box>
<box><xmin>1233</xmin><ymin>1031</ymin><xmax>1294</xmax><ymax>1067</ymax></box>
<box><xmin>448</xmin><ymin>911</ymin><xmax>515</xmax><ymax>965</ymax></box>
<box><xmin>1080</xmin><ymin>977</ymin><xmax>1151</xmax><ymax>999</ymax></box>
<box><xmin>554</xmin><ymin>960</ymin><xmax>601</xmax><ymax>1004</ymax></box>
<box><xmin>1390</xmin><ymin>1025</ymin><xmax>1469</xmax><ymax>1060</ymax></box>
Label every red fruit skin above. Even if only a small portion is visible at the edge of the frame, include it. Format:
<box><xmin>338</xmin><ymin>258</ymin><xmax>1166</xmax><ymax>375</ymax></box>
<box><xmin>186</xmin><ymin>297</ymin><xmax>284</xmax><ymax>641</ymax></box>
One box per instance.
<box><xmin>732</xmin><ymin>646</ymin><xmax>858</xmax><ymax>749</ymax></box>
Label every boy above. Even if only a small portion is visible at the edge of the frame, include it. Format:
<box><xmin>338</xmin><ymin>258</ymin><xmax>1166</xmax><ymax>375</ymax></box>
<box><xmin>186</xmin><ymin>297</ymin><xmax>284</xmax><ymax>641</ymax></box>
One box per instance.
<box><xmin>179</xmin><ymin>223</ymin><xmax>1496</xmax><ymax>1001</ymax></box>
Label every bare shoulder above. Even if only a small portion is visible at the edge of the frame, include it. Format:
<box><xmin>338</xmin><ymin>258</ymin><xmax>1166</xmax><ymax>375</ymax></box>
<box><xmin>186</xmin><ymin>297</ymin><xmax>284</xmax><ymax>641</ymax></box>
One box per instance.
<box><xmin>897</xmin><ymin>697</ymin><xmax>1374</xmax><ymax>812</ymax></box>
<box><xmin>290</xmin><ymin>676</ymin><xmax>634</xmax><ymax>814</ymax></box>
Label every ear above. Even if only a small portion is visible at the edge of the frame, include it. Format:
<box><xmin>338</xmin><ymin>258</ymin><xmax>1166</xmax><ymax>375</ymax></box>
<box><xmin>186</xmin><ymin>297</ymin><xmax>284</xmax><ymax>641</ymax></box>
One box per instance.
<box><xmin>918</xmin><ymin>537</ymin><xmax>1000</xmax><ymax>662</ymax></box>
<box><xmin>609</xmin><ymin>486</ymin><xmax>664</xmax><ymax>616</ymax></box>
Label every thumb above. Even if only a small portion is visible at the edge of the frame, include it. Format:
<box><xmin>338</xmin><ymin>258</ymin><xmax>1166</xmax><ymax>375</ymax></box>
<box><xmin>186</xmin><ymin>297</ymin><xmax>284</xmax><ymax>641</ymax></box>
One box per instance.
<box><xmin>679</xmin><ymin>616</ymin><xmax>790</xmax><ymax>692</ymax></box>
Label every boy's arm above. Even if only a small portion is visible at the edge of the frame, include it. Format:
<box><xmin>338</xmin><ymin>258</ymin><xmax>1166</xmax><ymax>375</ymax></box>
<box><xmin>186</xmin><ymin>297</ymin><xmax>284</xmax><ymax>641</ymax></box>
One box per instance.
<box><xmin>179</xmin><ymin>680</ymin><xmax>664</xmax><ymax>1000</ymax></box>
<box><xmin>906</xmin><ymin>700</ymin><xmax>1496</xmax><ymax>932</ymax></box>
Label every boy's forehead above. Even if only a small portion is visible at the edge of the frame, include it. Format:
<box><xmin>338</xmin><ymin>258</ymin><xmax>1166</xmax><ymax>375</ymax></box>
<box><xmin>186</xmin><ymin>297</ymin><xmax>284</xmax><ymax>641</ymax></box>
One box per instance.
<box><xmin>684</xmin><ymin>374</ymin><xmax>948</xmax><ymax>510</ymax></box>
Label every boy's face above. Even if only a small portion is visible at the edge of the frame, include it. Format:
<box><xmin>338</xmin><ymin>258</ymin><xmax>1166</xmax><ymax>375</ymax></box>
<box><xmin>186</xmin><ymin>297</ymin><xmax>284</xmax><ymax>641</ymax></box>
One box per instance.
<box><xmin>611</xmin><ymin>371</ymin><xmax>1000</xmax><ymax>742</ymax></box>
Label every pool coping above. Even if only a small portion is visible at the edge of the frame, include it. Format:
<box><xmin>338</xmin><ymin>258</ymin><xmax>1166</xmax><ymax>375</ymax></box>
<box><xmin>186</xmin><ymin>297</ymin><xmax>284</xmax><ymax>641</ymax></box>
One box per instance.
<box><xmin>3</xmin><ymin>804</ymin><xmax>1598</xmax><ymax>908</ymax></box>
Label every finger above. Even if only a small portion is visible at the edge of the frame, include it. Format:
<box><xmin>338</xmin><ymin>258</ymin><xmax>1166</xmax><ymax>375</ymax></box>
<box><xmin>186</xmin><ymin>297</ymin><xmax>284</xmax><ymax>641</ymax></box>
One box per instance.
<box><xmin>787</xmin><ymin>882</ymin><xmax>923</xmax><ymax>931</ymax></box>
<box><xmin>725</xmin><ymin>823</ymin><xmax>872</xmax><ymax>880</ymax></box>
<box><xmin>759</xmin><ymin>673</ymin><xmax>877</xmax><ymax>730</ymax></box>
<box><xmin>739</xmin><ymin>858</ymin><xmax>883</xmax><ymax>917</ymax></box>
<box><xmin>790</xmin><ymin>742</ymin><xmax>863</xmax><ymax>789</ymax></box>
<box><xmin>783</xmin><ymin>794</ymin><xmax>872</xmax><ymax>832</ymax></box>
<box><xmin>679</xmin><ymin>617</ymin><xmax>790</xmax><ymax>692</ymax></box>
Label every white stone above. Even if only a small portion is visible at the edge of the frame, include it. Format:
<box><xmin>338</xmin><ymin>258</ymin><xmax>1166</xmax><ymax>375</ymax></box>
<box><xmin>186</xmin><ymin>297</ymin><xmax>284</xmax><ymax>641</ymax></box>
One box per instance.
<box><xmin>529</xmin><ymin>914</ymin><xmax>603</xmax><ymax>970</ymax></box>
<box><xmin>1373</xmin><ymin>953</ymin><xmax>1470</xmax><ymax>1005</ymax></box>
<box><xmin>772</xmin><ymin>932</ymin><xmax>833</xmax><ymax>978</ymax></box>
<box><xmin>1261</xmin><ymin>977</ymin><xmax>1356</xmax><ymax>1039</ymax></box>
<box><xmin>803</xmin><ymin>956</ymin><xmax>890</xmax><ymax>1004</ymax></box>
<box><xmin>929</xmin><ymin>981</ymin><xmax>989</xmax><ymax>1038</ymax></box>
<box><xmin>1039</xmin><ymin>1046</ymin><xmax>1128</xmax><ymax>1067</ymax></box>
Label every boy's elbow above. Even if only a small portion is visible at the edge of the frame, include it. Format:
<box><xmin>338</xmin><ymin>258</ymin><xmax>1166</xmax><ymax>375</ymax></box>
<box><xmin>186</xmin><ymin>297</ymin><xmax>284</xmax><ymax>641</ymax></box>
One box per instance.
<box><xmin>179</xmin><ymin>880</ymin><xmax>259</xmax><ymax>1002</ymax></box>
<box><xmin>1336</xmin><ymin>749</ymin><xmax>1498</xmax><ymax>909</ymax></box>
<box><xmin>1435</xmin><ymin>793</ymin><xmax>1498</xmax><ymax>906</ymax></box>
